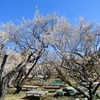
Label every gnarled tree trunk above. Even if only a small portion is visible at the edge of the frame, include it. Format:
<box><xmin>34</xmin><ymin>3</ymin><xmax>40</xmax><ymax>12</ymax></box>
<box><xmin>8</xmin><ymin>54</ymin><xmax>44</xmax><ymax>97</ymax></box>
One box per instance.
<box><xmin>0</xmin><ymin>77</ymin><xmax>10</xmax><ymax>100</ymax></box>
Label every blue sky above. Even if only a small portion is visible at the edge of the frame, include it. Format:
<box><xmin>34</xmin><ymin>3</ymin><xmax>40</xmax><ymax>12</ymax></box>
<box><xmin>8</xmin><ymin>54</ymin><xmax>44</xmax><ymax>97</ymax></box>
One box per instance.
<box><xmin>0</xmin><ymin>0</ymin><xmax>100</xmax><ymax>23</ymax></box>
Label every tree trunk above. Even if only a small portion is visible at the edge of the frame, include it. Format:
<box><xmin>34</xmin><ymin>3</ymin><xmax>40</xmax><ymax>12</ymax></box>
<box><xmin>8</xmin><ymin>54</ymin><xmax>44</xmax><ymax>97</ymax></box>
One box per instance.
<box><xmin>0</xmin><ymin>90</ymin><xmax>6</xmax><ymax>100</ymax></box>
<box><xmin>88</xmin><ymin>98</ymin><xmax>93</xmax><ymax>100</ymax></box>
<box><xmin>88</xmin><ymin>92</ymin><xmax>93</xmax><ymax>100</ymax></box>
<box><xmin>89</xmin><ymin>96</ymin><xmax>93</xmax><ymax>100</ymax></box>
<box><xmin>0</xmin><ymin>95</ymin><xmax>5</xmax><ymax>100</ymax></box>
<box><xmin>13</xmin><ymin>68</ymin><xmax>24</xmax><ymax>94</ymax></box>
<box><xmin>14</xmin><ymin>86</ymin><xmax>22</xmax><ymax>94</ymax></box>
<box><xmin>0</xmin><ymin>82</ymin><xmax>8</xmax><ymax>100</ymax></box>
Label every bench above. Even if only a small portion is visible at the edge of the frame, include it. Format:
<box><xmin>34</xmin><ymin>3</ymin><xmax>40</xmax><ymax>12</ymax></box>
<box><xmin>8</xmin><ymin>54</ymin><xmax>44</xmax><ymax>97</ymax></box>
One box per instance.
<box><xmin>25</xmin><ymin>90</ymin><xmax>48</xmax><ymax>100</ymax></box>
<box><xmin>42</xmin><ymin>86</ymin><xmax>60</xmax><ymax>93</ymax></box>
<box><xmin>22</xmin><ymin>85</ymin><xmax>39</xmax><ymax>90</ymax></box>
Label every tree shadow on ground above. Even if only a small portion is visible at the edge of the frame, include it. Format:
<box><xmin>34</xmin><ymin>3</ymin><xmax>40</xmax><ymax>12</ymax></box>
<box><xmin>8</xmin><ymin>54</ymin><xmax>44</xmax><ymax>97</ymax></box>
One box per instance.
<box><xmin>22</xmin><ymin>95</ymin><xmax>40</xmax><ymax>100</ymax></box>
<box><xmin>22</xmin><ymin>95</ymin><xmax>57</xmax><ymax>100</ymax></box>
<box><xmin>21</xmin><ymin>89</ymin><xmax>31</xmax><ymax>92</ymax></box>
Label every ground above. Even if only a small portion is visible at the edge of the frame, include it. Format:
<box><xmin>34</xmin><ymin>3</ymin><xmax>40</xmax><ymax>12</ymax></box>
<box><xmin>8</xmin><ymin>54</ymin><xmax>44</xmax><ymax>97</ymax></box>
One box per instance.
<box><xmin>4</xmin><ymin>78</ymin><xmax>100</xmax><ymax>100</ymax></box>
<box><xmin>5</xmin><ymin>83</ymin><xmax>76</xmax><ymax>100</ymax></box>
<box><xmin>5</xmin><ymin>86</ymin><xmax>82</xmax><ymax>100</ymax></box>
<box><xmin>5</xmin><ymin>92</ymin><xmax>75</xmax><ymax>100</ymax></box>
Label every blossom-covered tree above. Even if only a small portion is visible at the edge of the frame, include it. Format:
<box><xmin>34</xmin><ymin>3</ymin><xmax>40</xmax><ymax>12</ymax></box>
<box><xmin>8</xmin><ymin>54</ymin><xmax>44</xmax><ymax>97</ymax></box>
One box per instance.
<box><xmin>47</xmin><ymin>17</ymin><xmax>100</xmax><ymax>100</ymax></box>
<box><xmin>0</xmin><ymin>11</ymin><xmax>58</xmax><ymax>99</ymax></box>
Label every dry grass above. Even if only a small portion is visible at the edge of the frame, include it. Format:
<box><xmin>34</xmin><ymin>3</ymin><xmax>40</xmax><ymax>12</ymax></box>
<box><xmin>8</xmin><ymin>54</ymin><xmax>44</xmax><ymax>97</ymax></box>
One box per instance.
<box><xmin>5</xmin><ymin>87</ymin><xmax>76</xmax><ymax>100</ymax></box>
<box><xmin>4</xmin><ymin>78</ymin><xmax>81</xmax><ymax>100</ymax></box>
<box><xmin>5</xmin><ymin>94</ymin><xmax>75</xmax><ymax>100</ymax></box>
<box><xmin>5</xmin><ymin>93</ymin><xmax>25</xmax><ymax>100</ymax></box>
